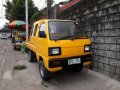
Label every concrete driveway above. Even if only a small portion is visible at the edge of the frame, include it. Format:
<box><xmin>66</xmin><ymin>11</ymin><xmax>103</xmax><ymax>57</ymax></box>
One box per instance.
<box><xmin>13</xmin><ymin>61</ymin><xmax>120</xmax><ymax>90</ymax></box>
<box><xmin>0</xmin><ymin>40</ymin><xmax>120</xmax><ymax>90</ymax></box>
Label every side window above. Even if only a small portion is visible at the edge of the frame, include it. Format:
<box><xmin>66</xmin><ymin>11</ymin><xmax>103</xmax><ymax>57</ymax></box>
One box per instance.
<box><xmin>30</xmin><ymin>25</ymin><xmax>34</xmax><ymax>36</ymax></box>
<box><xmin>40</xmin><ymin>24</ymin><xmax>46</xmax><ymax>32</ymax></box>
<box><xmin>33</xmin><ymin>24</ymin><xmax>38</xmax><ymax>36</ymax></box>
<box><xmin>39</xmin><ymin>24</ymin><xmax>46</xmax><ymax>38</ymax></box>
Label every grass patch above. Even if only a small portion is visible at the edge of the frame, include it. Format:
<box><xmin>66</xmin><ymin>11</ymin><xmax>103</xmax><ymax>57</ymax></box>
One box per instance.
<box><xmin>13</xmin><ymin>64</ymin><xmax>27</xmax><ymax>70</ymax></box>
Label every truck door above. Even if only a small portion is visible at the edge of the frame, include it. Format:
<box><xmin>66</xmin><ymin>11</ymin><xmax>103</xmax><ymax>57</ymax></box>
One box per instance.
<box><xmin>36</xmin><ymin>22</ymin><xmax>48</xmax><ymax>57</ymax></box>
<box><xmin>32</xmin><ymin>24</ymin><xmax>38</xmax><ymax>43</ymax></box>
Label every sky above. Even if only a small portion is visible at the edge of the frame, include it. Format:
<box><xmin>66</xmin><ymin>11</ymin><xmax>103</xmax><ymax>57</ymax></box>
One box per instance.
<box><xmin>34</xmin><ymin>0</ymin><xmax>67</xmax><ymax>9</ymax></box>
<box><xmin>0</xmin><ymin>0</ymin><xmax>66</xmax><ymax>29</ymax></box>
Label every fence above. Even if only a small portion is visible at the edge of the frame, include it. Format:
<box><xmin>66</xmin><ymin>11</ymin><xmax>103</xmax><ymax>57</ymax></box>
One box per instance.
<box><xmin>59</xmin><ymin>0</ymin><xmax>120</xmax><ymax>81</ymax></box>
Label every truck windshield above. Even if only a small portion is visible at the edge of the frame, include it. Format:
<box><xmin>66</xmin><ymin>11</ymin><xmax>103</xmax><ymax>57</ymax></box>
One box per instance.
<box><xmin>49</xmin><ymin>21</ymin><xmax>87</xmax><ymax>40</ymax></box>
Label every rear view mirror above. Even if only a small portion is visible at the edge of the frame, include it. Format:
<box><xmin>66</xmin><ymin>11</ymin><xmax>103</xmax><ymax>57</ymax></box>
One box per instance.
<box><xmin>39</xmin><ymin>31</ymin><xmax>46</xmax><ymax>38</ymax></box>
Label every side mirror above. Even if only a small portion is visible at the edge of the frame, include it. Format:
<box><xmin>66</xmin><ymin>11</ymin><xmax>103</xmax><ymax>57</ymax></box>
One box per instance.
<box><xmin>39</xmin><ymin>31</ymin><xmax>46</xmax><ymax>38</ymax></box>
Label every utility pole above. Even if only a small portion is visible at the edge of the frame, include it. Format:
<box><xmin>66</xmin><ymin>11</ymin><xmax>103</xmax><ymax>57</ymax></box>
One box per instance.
<box><xmin>1</xmin><ymin>0</ymin><xmax>3</xmax><ymax>18</ymax></box>
<box><xmin>47</xmin><ymin>0</ymin><xmax>52</xmax><ymax>19</ymax></box>
<box><xmin>25</xmin><ymin>0</ymin><xmax>29</xmax><ymax>41</ymax></box>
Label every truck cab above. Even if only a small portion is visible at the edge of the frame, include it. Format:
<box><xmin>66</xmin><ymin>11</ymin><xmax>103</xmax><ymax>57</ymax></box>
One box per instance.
<box><xmin>25</xmin><ymin>19</ymin><xmax>92</xmax><ymax>80</ymax></box>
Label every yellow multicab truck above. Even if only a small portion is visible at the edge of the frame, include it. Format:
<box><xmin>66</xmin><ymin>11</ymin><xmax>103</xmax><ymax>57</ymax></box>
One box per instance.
<box><xmin>25</xmin><ymin>19</ymin><xmax>92</xmax><ymax>80</ymax></box>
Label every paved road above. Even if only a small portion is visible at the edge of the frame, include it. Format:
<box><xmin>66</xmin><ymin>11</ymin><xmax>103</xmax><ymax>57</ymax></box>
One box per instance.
<box><xmin>0</xmin><ymin>39</ymin><xmax>9</xmax><ymax>86</ymax></box>
<box><xmin>0</xmin><ymin>40</ymin><xmax>120</xmax><ymax>90</ymax></box>
<box><xmin>0</xmin><ymin>40</ymin><xmax>7</xmax><ymax>49</ymax></box>
<box><xmin>0</xmin><ymin>39</ymin><xmax>9</xmax><ymax>68</ymax></box>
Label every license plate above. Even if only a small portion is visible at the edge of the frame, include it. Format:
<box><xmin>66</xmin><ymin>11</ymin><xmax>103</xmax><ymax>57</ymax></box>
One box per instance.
<box><xmin>68</xmin><ymin>58</ymin><xmax>81</xmax><ymax>65</ymax></box>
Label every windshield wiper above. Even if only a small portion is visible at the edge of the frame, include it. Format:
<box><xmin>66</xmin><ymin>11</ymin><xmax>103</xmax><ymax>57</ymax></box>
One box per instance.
<box><xmin>56</xmin><ymin>35</ymin><xmax>76</xmax><ymax>40</ymax></box>
<box><xmin>72</xmin><ymin>35</ymin><xmax>88</xmax><ymax>39</ymax></box>
<box><xmin>54</xmin><ymin>35</ymin><xmax>88</xmax><ymax>41</ymax></box>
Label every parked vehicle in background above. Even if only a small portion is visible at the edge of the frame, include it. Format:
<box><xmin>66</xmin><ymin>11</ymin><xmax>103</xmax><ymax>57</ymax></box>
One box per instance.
<box><xmin>0</xmin><ymin>33</ymin><xmax>7</xmax><ymax>40</ymax></box>
<box><xmin>25</xmin><ymin>19</ymin><xmax>92</xmax><ymax>81</ymax></box>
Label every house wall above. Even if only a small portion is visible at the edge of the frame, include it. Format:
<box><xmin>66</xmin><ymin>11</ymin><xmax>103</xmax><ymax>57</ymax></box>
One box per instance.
<box><xmin>59</xmin><ymin>0</ymin><xmax>120</xmax><ymax>81</ymax></box>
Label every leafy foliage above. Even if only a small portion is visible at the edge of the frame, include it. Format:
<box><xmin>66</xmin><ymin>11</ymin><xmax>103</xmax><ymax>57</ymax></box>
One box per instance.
<box><xmin>30</xmin><ymin>0</ymin><xmax>55</xmax><ymax>23</ymax></box>
<box><xmin>4</xmin><ymin>0</ymin><xmax>38</xmax><ymax>23</ymax></box>
<box><xmin>4</xmin><ymin>0</ymin><xmax>56</xmax><ymax>24</ymax></box>
<box><xmin>30</xmin><ymin>9</ymin><xmax>46</xmax><ymax>24</ymax></box>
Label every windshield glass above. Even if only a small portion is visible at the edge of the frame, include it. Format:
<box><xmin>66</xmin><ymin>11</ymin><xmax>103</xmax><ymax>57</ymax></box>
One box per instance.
<box><xmin>49</xmin><ymin>21</ymin><xmax>87</xmax><ymax>40</ymax></box>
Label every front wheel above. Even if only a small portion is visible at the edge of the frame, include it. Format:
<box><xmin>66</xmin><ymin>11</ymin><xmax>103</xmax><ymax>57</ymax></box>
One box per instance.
<box><xmin>39</xmin><ymin>60</ymin><xmax>50</xmax><ymax>81</ymax></box>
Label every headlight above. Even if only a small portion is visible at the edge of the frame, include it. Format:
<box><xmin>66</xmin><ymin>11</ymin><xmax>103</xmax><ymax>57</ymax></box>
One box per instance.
<box><xmin>84</xmin><ymin>45</ymin><xmax>90</xmax><ymax>52</ymax></box>
<box><xmin>49</xmin><ymin>47</ymin><xmax>61</xmax><ymax>56</ymax></box>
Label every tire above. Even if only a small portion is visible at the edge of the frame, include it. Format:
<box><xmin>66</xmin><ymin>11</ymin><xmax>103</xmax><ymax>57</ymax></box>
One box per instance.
<box><xmin>12</xmin><ymin>38</ymin><xmax>15</xmax><ymax>43</ymax></box>
<box><xmin>89</xmin><ymin>64</ymin><xmax>94</xmax><ymax>70</ymax></box>
<box><xmin>13</xmin><ymin>46</ymin><xmax>16</xmax><ymax>50</ymax></box>
<box><xmin>28</xmin><ymin>50</ymin><xmax>34</xmax><ymax>62</ymax></box>
<box><xmin>39</xmin><ymin>60</ymin><xmax>50</xmax><ymax>81</ymax></box>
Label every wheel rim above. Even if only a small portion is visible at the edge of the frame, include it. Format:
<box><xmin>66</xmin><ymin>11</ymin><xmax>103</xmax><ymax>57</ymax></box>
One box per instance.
<box><xmin>40</xmin><ymin>64</ymin><xmax>44</xmax><ymax>77</ymax></box>
<box><xmin>28</xmin><ymin>51</ymin><xmax>30</xmax><ymax>60</ymax></box>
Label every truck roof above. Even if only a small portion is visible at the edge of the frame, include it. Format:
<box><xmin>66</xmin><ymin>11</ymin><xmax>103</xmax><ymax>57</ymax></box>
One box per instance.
<box><xmin>33</xmin><ymin>19</ymin><xmax>76</xmax><ymax>26</ymax></box>
<box><xmin>34</xmin><ymin>19</ymin><xmax>75</xmax><ymax>23</ymax></box>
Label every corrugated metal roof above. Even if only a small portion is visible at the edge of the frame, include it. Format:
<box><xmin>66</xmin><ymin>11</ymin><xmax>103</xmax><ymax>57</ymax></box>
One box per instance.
<box><xmin>59</xmin><ymin>0</ymin><xmax>81</xmax><ymax>12</ymax></box>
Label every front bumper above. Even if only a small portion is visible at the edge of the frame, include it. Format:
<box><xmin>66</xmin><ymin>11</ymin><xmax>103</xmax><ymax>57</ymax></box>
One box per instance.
<box><xmin>49</xmin><ymin>54</ymin><xmax>92</xmax><ymax>68</ymax></box>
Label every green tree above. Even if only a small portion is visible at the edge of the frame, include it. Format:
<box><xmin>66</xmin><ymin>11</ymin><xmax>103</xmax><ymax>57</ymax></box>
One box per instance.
<box><xmin>4</xmin><ymin>1</ymin><xmax>13</xmax><ymax>21</ymax></box>
<box><xmin>30</xmin><ymin>10</ymin><xmax>45</xmax><ymax>24</ymax></box>
<box><xmin>4</xmin><ymin>0</ymin><xmax>38</xmax><ymax>23</ymax></box>
<box><xmin>30</xmin><ymin>0</ymin><xmax>55</xmax><ymax>23</ymax></box>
